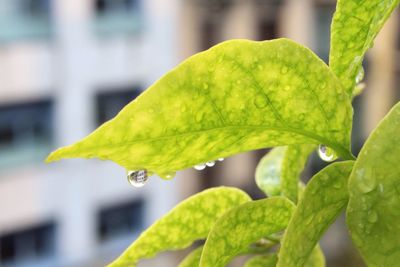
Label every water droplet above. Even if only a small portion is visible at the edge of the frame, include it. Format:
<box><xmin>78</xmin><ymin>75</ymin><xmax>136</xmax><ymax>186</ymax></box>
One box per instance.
<box><xmin>254</xmin><ymin>96</ymin><xmax>268</xmax><ymax>108</ymax></box>
<box><xmin>194</xmin><ymin>163</ymin><xmax>206</xmax><ymax>170</ymax></box>
<box><xmin>218</xmin><ymin>158</ymin><xmax>224</xmax><ymax>161</ymax></box>
<box><xmin>281</xmin><ymin>66</ymin><xmax>288</xmax><ymax>74</ymax></box>
<box><xmin>159</xmin><ymin>171</ymin><xmax>176</xmax><ymax>180</ymax></box>
<box><xmin>195</xmin><ymin>113</ymin><xmax>203</xmax><ymax>123</ymax></box>
<box><xmin>298</xmin><ymin>113</ymin><xmax>305</xmax><ymax>121</ymax></box>
<box><xmin>206</xmin><ymin>161</ymin><xmax>215</xmax><ymax>167</ymax></box>
<box><xmin>356</xmin><ymin>67</ymin><xmax>364</xmax><ymax>84</ymax></box>
<box><xmin>367</xmin><ymin>211</ymin><xmax>378</xmax><ymax>223</ymax></box>
<box><xmin>127</xmin><ymin>170</ymin><xmax>148</xmax><ymax>187</ymax></box>
<box><xmin>333</xmin><ymin>180</ymin><xmax>342</xmax><ymax>189</ymax></box>
<box><xmin>203</xmin><ymin>83</ymin><xmax>209</xmax><ymax>89</ymax></box>
<box><xmin>318</xmin><ymin>145</ymin><xmax>338</xmax><ymax>162</ymax></box>
<box><xmin>355</xmin><ymin>168</ymin><xmax>376</xmax><ymax>193</ymax></box>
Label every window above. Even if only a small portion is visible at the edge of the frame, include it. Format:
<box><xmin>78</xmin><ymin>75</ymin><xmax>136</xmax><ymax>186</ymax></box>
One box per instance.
<box><xmin>97</xmin><ymin>199</ymin><xmax>145</xmax><ymax>242</ymax></box>
<box><xmin>0</xmin><ymin>99</ymin><xmax>53</xmax><ymax>167</ymax></box>
<box><xmin>0</xmin><ymin>0</ymin><xmax>52</xmax><ymax>42</ymax></box>
<box><xmin>96</xmin><ymin>87</ymin><xmax>141</xmax><ymax>125</ymax></box>
<box><xmin>314</xmin><ymin>2</ymin><xmax>336</xmax><ymax>62</ymax></box>
<box><xmin>94</xmin><ymin>0</ymin><xmax>142</xmax><ymax>35</ymax></box>
<box><xmin>0</xmin><ymin>222</ymin><xmax>57</xmax><ymax>267</ymax></box>
<box><xmin>255</xmin><ymin>0</ymin><xmax>280</xmax><ymax>41</ymax></box>
<box><xmin>257</xmin><ymin>18</ymin><xmax>277</xmax><ymax>41</ymax></box>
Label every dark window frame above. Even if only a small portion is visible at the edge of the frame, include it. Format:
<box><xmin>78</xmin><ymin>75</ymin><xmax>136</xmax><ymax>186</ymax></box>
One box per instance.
<box><xmin>97</xmin><ymin>198</ymin><xmax>145</xmax><ymax>242</ymax></box>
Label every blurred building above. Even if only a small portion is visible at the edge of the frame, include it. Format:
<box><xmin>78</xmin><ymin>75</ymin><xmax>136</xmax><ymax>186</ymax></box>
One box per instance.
<box><xmin>0</xmin><ymin>0</ymin><xmax>399</xmax><ymax>267</ymax></box>
<box><xmin>177</xmin><ymin>1</ymin><xmax>399</xmax><ymax>267</ymax></box>
<box><xmin>0</xmin><ymin>0</ymin><xmax>180</xmax><ymax>266</ymax></box>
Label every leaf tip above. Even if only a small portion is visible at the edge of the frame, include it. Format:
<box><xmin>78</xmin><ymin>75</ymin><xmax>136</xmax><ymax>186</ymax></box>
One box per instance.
<box><xmin>45</xmin><ymin>145</ymin><xmax>78</xmax><ymax>163</ymax></box>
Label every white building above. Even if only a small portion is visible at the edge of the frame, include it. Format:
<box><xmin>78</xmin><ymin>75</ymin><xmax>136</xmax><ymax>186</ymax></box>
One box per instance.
<box><xmin>0</xmin><ymin>0</ymin><xmax>181</xmax><ymax>266</ymax></box>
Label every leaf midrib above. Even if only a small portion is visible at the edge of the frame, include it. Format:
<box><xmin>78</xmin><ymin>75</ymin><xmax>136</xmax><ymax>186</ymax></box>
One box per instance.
<box><xmin>70</xmin><ymin>124</ymin><xmax>352</xmax><ymax>160</ymax></box>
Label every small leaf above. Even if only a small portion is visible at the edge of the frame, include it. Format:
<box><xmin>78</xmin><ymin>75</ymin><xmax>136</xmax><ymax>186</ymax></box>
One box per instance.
<box><xmin>200</xmin><ymin>197</ymin><xmax>295</xmax><ymax>267</ymax></box>
<box><xmin>46</xmin><ymin>38</ymin><xmax>353</xmax><ymax>177</ymax></box>
<box><xmin>282</xmin><ymin>145</ymin><xmax>315</xmax><ymax>202</ymax></box>
<box><xmin>178</xmin><ymin>246</ymin><xmax>203</xmax><ymax>267</ymax></box>
<box><xmin>256</xmin><ymin>145</ymin><xmax>315</xmax><ymax>202</ymax></box>
<box><xmin>306</xmin><ymin>246</ymin><xmax>326</xmax><ymax>267</ymax></box>
<box><xmin>255</xmin><ymin>147</ymin><xmax>286</xmax><ymax>197</ymax></box>
<box><xmin>347</xmin><ymin>102</ymin><xmax>400</xmax><ymax>267</ymax></box>
<box><xmin>108</xmin><ymin>187</ymin><xmax>250</xmax><ymax>267</ymax></box>
<box><xmin>244</xmin><ymin>247</ymin><xmax>324</xmax><ymax>267</ymax></box>
<box><xmin>277</xmin><ymin>161</ymin><xmax>354</xmax><ymax>267</ymax></box>
<box><xmin>244</xmin><ymin>254</ymin><xmax>278</xmax><ymax>267</ymax></box>
<box><xmin>330</xmin><ymin>0</ymin><xmax>399</xmax><ymax>95</ymax></box>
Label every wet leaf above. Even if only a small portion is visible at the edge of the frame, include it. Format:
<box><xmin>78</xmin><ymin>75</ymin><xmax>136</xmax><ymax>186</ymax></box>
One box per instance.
<box><xmin>281</xmin><ymin>145</ymin><xmax>315</xmax><ymax>203</ymax></box>
<box><xmin>330</xmin><ymin>0</ymin><xmax>399</xmax><ymax>95</ymax></box>
<box><xmin>277</xmin><ymin>161</ymin><xmax>354</xmax><ymax>267</ymax></box>
<box><xmin>46</xmin><ymin>39</ymin><xmax>353</xmax><ymax>177</ymax></box>
<box><xmin>178</xmin><ymin>246</ymin><xmax>203</xmax><ymax>267</ymax></box>
<box><xmin>108</xmin><ymin>187</ymin><xmax>250</xmax><ymax>267</ymax></box>
<box><xmin>347</xmin><ymin>102</ymin><xmax>400</xmax><ymax>267</ymax></box>
<box><xmin>256</xmin><ymin>145</ymin><xmax>315</xmax><ymax>203</ymax></box>
<box><xmin>200</xmin><ymin>197</ymin><xmax>295</xmax><ymax>267</ymax></box>
<box><xmin>255</xmin><ymin>147</ymin><xmax>286</xmax><ymax>197</ymax></box>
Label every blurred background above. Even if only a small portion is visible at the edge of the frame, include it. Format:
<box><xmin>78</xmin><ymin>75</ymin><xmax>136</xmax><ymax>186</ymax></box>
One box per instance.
<box><xmin>0</xmin><ymin>0</ymin><xmax>399</xmax><ymax>266</ymax></box>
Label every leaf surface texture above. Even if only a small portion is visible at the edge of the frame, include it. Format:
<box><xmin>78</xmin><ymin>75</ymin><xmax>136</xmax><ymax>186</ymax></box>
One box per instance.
<box><xmin>47</xmin><ymin>39</ymin><xmax>353</xmax><ymax>177</ymax></box>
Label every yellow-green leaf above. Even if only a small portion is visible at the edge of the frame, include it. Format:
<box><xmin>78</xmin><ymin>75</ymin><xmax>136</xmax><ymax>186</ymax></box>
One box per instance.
<box><xmin>245</xmin><ymin>247</ymin><xmax>325</xmax><ymax>267</ymax></box>
<box><xmin>256</xmin><ymin>145</ymin><xmax>315</xmax><ymax>202</ymax></box>
<box><xmin>244</xmin><ymin>254</ymin><xmax>278</xmax><ymax>267</ymax></box>
<box><xmin>305</xmin><ymin>246</ymin><xmax>326</xmax><ymax>267</ymax></box>
<box><xmin>255</xmin><ymin>147</ymin><xmax>286</xmax><ymax>197</ymax></box>
<box><xmin>347</xmin><ymin>102</ymin><xmax>400</xmax><ymax>267</ymax></box>
<box><xmin>200</xmin><ymin>197</ymin><xmax>295</xmax><ymax>267</ymax></box>
<box><xmin>277</xmin><ymin>161</ymin><xmax>354</xmax><ymax>267</ymax></box>
<box><xmin>330</xmin><ymin>0</ymin><xmax>399</xmax><ymax>95</ymax></box>
<box><xmin>46</xmin><ymin>38</ymin><xmax>353</xmax><ymax>177</ymax></box>
<box><xmin>178</xmin><ymin>246</ymin><xmax>203</xmax><ymax>267</ymax></box>
<box><xmin>108</xmin><ymin>187</ymin><xmax>250</xmax><ymax>267</ymax></box>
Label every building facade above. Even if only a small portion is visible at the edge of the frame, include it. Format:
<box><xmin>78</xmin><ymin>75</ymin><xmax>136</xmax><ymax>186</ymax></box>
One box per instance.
<box><xmin>0</xmin><ymin>0</ymin><xmax>181</xmax><ymax>266</ymax></box>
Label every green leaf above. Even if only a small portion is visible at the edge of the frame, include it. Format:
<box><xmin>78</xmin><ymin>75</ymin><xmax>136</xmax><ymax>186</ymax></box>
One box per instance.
<box><xmin>277</xmin><ymin>161</ymin><xmax>354</xmax><ymax>267</ymax></box>
<box><xmin>347</xmin><ymin>102</ymin><xmax>400</xmax><ymax>267</ymax></box>
<box><xmin>46</xmin><ymin>38</ymin><xmax>353</xmax><ymax>177</ymax></box>
<box><xmin>244</xmin><ymin>254</ymin><xmax>278</xmax><ymax>267</ymax></box>
<box><xmin>330</xmin><ymin>0</ymin><xmax>399</xmax><ymax>95</ymax></box>
<box><xmin>244</xmin><ymin>246</ymin><xmax>324</xmax><ymax>267</ymax></box>
<box><xmin>305</xmin><ymin>246</ymin><xmax>326</xmax><ymax>267</ymax></box>
<box><xmin>255</xmin><ymin>147</ymin><xmax>286</xmax><ymax>197</ymax></box>
<box><xmin>256</xmin><ymin>145</ymin><xmax>315</xmax><ymax>202</ymax></box>
<box><xmin>178</xmin><ymin>247</ymin><xmax>203</xmax><ymax>267</ymax></box>
<box><xmin>108</xmin><ymin>187</ymin><xmax>250</xmax><ymax>267</ymax></box>
<box><xmin>200</xmin><ymin>197</ymin><xmax>295</xmax><ymax>267</ymax></box>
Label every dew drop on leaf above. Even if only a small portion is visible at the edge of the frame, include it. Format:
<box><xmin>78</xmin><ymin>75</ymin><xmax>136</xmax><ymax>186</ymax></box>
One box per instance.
<box><xmin>318</xmin><ymin>145</ymin><xmax>338</xmax><ymax>162</ymax></box>
<box><xmin>367</xmin><ymin>211</ymin><xmax>378</xmax><ymax>223</ymax></box>
<box><xmin>159</xmin><ymin>171</ymin><xmax>176</xmax><ymax>180</ymax></box>
<box><xmin>206</xmin><ymin>161</ymin><xmax>215</xmax><ymax>167</ymax></box>
<box><xmin>194</xmin><ymin>163</ymin><xmax>206</xmax><ymax>170</ymax></box>
<box><xmin>218</xmin><ymin>158</ymin><xmax>224</xmax><ymax>161</ymax></box>
<box><xmin>356</xmin><ymin>67</ymin><xmax>364</xmax><ymax>84</ymax></box>
<box><xmin>355</xmin><ymin>168</ymin><xmax>376</xmax><ymax>193</ymax></box>
<box><xmin>254</xmin><ymin>96</ymin><xmax>268</xmax><ymax>108</ymax></box>
<box><xmin>127</xmin><ymin>170</ymin><xmax>148</xmax><ymax>187</ymax></box>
